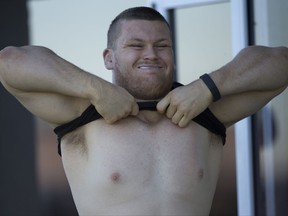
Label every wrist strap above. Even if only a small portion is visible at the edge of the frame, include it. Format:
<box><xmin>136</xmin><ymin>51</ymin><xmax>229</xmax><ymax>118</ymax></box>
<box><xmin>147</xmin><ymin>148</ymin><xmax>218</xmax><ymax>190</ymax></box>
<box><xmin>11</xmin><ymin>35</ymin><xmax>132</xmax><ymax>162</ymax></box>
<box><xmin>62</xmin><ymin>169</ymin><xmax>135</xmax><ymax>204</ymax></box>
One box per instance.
<box><xmin>200</xmin><ymin>73</ymin><xmax>221</xmax><ymax>102</ymax></box>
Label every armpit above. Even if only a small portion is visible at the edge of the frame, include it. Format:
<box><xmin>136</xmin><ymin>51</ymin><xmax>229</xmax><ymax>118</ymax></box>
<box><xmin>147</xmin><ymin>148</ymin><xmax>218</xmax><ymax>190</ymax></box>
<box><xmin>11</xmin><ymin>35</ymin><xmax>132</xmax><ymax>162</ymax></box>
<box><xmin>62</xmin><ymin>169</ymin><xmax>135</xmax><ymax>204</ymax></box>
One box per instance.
<box><xmin>61</xmin><ymin>127</ymin><xmax>87</xmax><ymax>155</ymax></box>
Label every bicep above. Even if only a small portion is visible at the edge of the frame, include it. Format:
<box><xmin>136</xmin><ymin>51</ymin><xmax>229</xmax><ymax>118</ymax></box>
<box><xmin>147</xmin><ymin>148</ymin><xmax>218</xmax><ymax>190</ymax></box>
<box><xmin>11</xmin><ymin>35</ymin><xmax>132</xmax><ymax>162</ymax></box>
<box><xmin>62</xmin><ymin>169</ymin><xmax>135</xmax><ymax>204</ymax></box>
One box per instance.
<box><xmin>209</xmin><ymin>89</ymin><xmax>284</xmax><ymax>128</ymax></box>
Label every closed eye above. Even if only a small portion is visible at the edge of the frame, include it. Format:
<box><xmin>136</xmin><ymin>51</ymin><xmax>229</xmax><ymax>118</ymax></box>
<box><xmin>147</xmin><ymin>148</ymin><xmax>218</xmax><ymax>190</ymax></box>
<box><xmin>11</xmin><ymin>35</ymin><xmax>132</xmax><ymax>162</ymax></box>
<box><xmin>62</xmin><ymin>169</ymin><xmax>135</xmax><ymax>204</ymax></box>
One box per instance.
<box><xmin>156</xmin><ymin>45</ymin><xmax>169</xmax><ymax>47</ymax></box>
<box><xmin>155</xmin><ymin>44</ymin><xmax>171</xmax><ymax>50</ymax></box>
<box><xmin>129</xmin><ymin>44</ymin><xmax>144</xmax><ymax>48</ymax></box>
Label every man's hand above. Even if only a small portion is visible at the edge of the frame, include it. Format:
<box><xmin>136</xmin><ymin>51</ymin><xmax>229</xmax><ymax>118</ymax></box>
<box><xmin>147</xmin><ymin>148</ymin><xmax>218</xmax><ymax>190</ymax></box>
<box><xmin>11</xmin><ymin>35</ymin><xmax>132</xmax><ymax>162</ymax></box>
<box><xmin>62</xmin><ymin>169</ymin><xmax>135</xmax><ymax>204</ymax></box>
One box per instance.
<box><xmin>157</xmin><ymin>80</ymin><xmax>213</xmax><ymax>127</ymax></box>
<box><xmin>91</xmin><ymin>81</ymin><xmax>139</xmax><ymax>124</ymax></box>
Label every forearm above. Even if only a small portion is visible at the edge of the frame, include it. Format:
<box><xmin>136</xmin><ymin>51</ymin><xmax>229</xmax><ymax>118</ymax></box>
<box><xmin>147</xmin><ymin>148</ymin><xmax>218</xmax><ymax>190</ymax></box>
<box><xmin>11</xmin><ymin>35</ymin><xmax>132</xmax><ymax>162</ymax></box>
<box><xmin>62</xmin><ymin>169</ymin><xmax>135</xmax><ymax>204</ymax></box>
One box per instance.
<box><xmin>0</xmin><ymin>45</ymin><xmax>104</xmax><ymax>100</ymax></box>
<box><xmin>210</xmin><ymin>46</ymin><xmax>288</xmax><ymax>97</ymax></box>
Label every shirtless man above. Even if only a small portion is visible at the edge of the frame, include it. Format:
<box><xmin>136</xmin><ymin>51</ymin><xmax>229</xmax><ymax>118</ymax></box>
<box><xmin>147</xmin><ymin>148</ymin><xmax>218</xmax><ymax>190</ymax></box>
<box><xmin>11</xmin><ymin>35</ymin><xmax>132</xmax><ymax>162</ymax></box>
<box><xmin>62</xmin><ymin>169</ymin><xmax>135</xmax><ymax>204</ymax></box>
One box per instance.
<box><xmin>0</xmin><ymin>6</ymin><xmax>287</xmax><ymax>216</ymax></box>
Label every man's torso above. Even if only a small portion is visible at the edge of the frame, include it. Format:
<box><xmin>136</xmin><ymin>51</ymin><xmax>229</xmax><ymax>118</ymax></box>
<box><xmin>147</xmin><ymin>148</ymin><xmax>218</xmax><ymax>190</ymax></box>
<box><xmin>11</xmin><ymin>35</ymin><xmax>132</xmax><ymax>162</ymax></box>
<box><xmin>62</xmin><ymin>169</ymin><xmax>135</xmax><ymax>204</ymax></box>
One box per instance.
<box><xmin>60</xmin><ymin>110</ymin><xmax>223</xmax><ymax>216</ymax></box>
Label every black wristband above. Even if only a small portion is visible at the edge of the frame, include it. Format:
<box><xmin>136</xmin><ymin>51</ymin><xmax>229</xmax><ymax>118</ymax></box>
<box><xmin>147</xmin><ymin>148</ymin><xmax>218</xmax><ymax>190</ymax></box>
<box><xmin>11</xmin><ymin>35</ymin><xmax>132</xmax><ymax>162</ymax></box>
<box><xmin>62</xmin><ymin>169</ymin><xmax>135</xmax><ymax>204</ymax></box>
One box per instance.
<box><xmin>200</xmin><ymin>73</ymin><xmax>221</xmax><ymax>102</ymax></box>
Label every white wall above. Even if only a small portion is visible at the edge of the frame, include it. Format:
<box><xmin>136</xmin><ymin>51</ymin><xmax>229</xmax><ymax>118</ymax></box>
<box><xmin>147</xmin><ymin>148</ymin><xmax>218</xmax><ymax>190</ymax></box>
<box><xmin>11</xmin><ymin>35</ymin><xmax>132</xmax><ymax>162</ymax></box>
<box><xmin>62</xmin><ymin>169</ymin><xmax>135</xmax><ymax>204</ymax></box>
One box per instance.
<box><xmin>175</xmin><ymin>2</ymin><xmax>231</xmax><ymax>84</ymax></box>
<box><xmin>28</xmin><ymin>0</ymin><xmax>147</xmax><ymax>82</ymax></box>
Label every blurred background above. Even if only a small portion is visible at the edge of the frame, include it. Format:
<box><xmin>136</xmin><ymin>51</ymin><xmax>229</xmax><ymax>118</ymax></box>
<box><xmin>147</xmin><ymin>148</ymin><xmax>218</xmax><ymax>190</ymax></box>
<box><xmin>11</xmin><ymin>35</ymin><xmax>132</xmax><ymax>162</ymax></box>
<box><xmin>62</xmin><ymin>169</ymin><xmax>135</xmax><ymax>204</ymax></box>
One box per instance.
<box><xmin>0</xmin><ymin>0</ymin><xmax>287</xmax><ymax>215</ymax></box>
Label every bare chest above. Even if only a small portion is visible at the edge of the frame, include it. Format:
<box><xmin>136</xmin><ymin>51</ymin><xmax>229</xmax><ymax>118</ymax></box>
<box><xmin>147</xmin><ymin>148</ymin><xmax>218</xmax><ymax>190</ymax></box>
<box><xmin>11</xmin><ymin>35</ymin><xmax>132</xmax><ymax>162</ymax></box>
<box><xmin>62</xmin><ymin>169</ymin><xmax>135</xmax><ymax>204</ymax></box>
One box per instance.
<box><xmin>85</xmin><ymin>117</ymin><xmax>213</xmax><ymax>174</ymax></box>
<box><xmin>61</xmin><ymin>115</ymin><xmax>223</xmax><ymax>214</ymax></box>
<box><xmin>63</xmin><ymin>115</ymin><xmax>221</xmax><ymax>183</ymax></box>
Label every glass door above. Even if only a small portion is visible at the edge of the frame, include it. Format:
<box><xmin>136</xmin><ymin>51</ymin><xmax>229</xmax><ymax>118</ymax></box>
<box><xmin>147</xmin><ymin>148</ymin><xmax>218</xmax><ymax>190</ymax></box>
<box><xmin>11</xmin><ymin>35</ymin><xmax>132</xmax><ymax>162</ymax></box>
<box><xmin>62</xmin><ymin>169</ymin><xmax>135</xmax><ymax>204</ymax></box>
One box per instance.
<box><xmin>148</xmin><ymin>1</ymin><xmax>252</xmax><ymax>215</ymax></box>
<box><xmin>253</xmin><ymin>1</ymin><xmax>288</xmax><ymax>215</ymax></box>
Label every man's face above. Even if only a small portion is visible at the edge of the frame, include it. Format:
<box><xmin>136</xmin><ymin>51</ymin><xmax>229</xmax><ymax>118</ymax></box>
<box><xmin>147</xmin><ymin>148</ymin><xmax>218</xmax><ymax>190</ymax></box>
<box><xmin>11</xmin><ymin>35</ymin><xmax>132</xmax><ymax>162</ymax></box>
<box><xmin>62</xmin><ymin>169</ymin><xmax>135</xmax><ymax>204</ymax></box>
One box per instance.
<box><xmin>104</xmin><ymin>20</ymin><xmax>175</xmax><ymax>100</ymax></box>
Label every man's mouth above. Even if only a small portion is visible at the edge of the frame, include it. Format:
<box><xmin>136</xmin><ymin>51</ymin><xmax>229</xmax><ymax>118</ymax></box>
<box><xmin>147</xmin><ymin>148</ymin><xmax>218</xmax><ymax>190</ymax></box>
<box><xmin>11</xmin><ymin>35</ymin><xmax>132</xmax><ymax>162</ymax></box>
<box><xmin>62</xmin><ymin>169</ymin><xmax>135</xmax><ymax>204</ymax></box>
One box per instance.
<box><xmin>137</xmin><ymin>65</ymin><xmax>163</xmax><ymax>69</ymax></box>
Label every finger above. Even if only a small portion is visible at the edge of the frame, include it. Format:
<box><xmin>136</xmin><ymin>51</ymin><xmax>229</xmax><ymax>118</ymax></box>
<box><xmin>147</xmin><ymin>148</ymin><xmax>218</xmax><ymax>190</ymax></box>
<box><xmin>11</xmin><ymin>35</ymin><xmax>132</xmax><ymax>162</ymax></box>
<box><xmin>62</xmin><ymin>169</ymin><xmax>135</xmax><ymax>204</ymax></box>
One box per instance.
<box><xmin>157</xmin><ymin>94</ymin><xmax>171</xmax><ymax>114</ymax></box>
<box><xmin>171</xmin><ymin>111</ymin><xmax>184</xmax><ymax>125</ymax></box>
<box><xmin>178</xmin><ymin>116</ymin><xmax>191</xmax><ymax>128</ymax></box>
<box><xmin>105</xmin><ymin>108</ymin><xmax>129</xmax><ymax>123</ymax></box>
<box><xmin>131</xmin><ymin>103</ymin><xmax>139</xmax><ymax>116</ymax></box>
<box><xmin>166</xmin><ymin>104</ymin><xmax>177</xmax><ymax>119</ymax></box>
<box><xmin>104</xmin><ymin>115</ymin><xmax>117</xmax><ymax>124</ymax></box>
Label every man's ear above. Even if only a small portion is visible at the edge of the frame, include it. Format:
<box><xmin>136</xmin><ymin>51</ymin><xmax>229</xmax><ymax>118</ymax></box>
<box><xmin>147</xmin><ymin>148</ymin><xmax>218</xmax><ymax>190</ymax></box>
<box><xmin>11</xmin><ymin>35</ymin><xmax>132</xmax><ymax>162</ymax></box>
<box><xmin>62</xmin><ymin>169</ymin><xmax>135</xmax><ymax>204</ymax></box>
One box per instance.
<box><xmin>103</xmin><ymin>48</ymin><xmax>114</xmax><ymax>70</ymax></box>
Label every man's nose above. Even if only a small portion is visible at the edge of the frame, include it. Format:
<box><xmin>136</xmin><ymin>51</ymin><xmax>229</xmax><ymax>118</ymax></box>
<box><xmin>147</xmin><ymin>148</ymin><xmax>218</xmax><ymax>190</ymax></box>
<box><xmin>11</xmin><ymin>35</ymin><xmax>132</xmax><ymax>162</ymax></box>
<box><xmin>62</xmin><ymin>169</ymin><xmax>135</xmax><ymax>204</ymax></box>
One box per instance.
<box><xmin>143</xmin><ymin>45</ymin><xmax>158</xmax><ymax>59</ymax></box>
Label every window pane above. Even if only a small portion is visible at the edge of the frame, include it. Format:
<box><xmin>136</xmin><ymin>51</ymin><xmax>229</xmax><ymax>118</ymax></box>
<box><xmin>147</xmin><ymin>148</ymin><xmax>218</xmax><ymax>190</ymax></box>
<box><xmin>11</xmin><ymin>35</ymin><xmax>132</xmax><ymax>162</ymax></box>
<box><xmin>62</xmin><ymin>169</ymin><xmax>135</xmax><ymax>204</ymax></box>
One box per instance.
<box><xmin>175</xmin><ymin>2</ymin><xmax>232</xmax><ymax>83</ymax></box>
<box><xmin>175</xmin><ymin>3</ymin><xmax>237</xmax><ymax>216</ymax></box>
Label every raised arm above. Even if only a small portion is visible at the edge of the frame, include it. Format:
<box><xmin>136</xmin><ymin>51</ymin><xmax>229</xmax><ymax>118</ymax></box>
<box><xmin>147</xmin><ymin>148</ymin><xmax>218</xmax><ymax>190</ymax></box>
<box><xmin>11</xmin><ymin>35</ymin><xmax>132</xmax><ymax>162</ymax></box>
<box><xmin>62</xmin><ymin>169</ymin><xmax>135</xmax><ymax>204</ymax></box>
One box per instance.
<box><xmin>157</xmin><ymin>46</ymin><xmax>288</xmax><ymax>127</ymax></box>
<box><xmin>0</xmin><ymin>46</ymin><xmax>138</xmax><ymax>127</ymax></box>
<box><xmin>209</xmin><ymin>46</ymin><xmax>288</xmax><ymax>127</ymax></box>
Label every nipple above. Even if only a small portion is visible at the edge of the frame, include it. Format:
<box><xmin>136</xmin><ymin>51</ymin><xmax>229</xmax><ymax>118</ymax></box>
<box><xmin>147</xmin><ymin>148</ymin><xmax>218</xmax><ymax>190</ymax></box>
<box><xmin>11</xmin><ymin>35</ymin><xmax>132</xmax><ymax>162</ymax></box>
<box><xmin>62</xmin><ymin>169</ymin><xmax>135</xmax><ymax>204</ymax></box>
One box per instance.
<box><xmin>110</xmin><ymin>172</ymin><xmax>121</xmax><ymax>183</ymax></box>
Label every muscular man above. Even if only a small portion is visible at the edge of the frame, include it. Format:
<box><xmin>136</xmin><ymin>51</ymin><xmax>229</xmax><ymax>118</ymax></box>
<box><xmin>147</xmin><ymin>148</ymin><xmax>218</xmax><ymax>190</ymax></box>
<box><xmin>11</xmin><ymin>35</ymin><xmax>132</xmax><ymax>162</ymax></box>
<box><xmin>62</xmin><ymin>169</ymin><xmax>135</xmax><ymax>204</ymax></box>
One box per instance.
<box><xmin>0</xmin><ymin>7</ymin><xmax>287</xmax><ymax>216</ymax></box>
